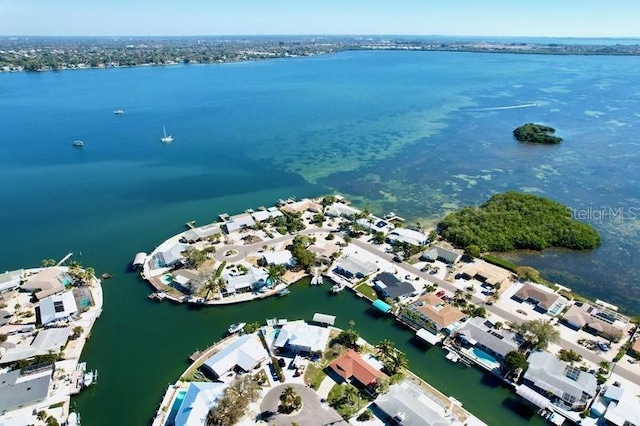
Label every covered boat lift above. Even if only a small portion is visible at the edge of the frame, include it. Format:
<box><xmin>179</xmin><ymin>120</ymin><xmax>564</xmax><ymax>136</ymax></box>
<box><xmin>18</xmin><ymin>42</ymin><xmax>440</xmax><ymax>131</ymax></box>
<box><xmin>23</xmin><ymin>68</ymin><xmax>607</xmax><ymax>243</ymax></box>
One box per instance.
<box><xmin>312</xmin><ymin>313</ymin><xmax>336</xmax><ymax>326</ymax></box>
<box><xmin>372</xmin><ymin>299</ymin><xmax>391</xmax><ymax>313</ymax></box>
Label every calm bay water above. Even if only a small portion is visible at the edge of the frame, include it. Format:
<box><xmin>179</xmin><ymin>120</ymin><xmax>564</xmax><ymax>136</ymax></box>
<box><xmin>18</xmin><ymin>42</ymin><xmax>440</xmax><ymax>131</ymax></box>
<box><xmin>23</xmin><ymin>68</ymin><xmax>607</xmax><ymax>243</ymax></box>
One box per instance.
<box><xmin>1</xmin><ymin>50</ymin><xmax>638</xmax><ymax>424</ymax></box>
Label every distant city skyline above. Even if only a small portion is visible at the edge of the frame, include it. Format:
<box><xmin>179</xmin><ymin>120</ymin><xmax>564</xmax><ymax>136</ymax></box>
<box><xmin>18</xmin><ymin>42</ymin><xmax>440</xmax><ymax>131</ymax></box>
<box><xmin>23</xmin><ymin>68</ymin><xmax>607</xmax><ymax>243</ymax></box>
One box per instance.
<box><xmin>1</xmin><ymin>0</ymin><xmax>639</xmax><ymax>38</ymax></box>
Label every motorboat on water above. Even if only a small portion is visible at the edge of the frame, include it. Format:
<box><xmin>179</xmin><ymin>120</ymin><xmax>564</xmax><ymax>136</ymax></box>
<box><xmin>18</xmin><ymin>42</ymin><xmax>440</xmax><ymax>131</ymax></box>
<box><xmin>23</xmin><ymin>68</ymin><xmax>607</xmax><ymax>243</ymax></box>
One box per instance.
<box><xmin>113</xmin><ymin>109</ymin><xmax>124</xmax><ymax>115</ymax></box>
<box><xmin>72</xmin><ymin>140</ymin><xmax>84</xmax><ymax>147</ymax></box>
<box><xmin>330</xmin><ymin>283</ymin><xmax>344</xmax><ymax>293</ymax></box>
<box><xmin>161</xmin><ymin>126</ymin><xmax>174</xmax><ymax>143</ymax></box>
<box><xmin>67</xmin><ymin>412</ymin><xmax>81</xmax><ymax>426</ymax></box>
<box><xmin>276</xmin><ymin>288</ymin><xmax>290</xmax><ymax>296</ymax></box>
<box><xmin>228</xmin><ymin>322</ymin><xmax>246</xmax><ymax>334</ymax></box>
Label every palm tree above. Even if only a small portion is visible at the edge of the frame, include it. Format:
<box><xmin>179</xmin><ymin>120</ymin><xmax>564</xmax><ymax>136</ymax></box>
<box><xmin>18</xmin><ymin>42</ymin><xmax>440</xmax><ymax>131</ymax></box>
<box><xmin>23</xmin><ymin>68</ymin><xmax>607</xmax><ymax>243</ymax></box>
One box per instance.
<box><xmin>341</xmin><ymin>385</ymin><xmax>359</xmax><ymax>408</ymax></box>
<box><xmin>278</xmin><ymin>386</ymin><xmax>302</xmax><ymax>414</ymax></box>
<box><xmin>375</xmin><ymin>339</ymin><xmax>395</xmax><ymax>360</ymax></box>
<box><xmin>202</xmin><ymin>277</ymin><xmax>220</xmax><ymax>300</ymax></box>
<box><xmin>385</xmin><ymin>350</ymin><xmax>409</xmax><ymax>376</ymax></box>
<box><xmin>267</xmin><ymin>264</ymin><xmax>286</xmax><ymax>285</ymax></box>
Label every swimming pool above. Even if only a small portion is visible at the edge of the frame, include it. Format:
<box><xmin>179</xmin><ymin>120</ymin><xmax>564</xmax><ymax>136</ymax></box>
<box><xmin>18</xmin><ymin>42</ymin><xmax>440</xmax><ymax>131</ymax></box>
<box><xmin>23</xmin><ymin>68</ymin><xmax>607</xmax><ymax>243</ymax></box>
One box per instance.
<box><xmin>165</xmin><ymin>390</ymin><xmax>186</xmax><ymax>426</ymax></box>
<box><xmin>161</xmin><ymin>274</ymin><xmax>173</xmax><ymax>284</ymax></box>
<box><xmin>472</xmin><ymin>347</ymin><xmax>499</xmax><ymax>366</ymax></box>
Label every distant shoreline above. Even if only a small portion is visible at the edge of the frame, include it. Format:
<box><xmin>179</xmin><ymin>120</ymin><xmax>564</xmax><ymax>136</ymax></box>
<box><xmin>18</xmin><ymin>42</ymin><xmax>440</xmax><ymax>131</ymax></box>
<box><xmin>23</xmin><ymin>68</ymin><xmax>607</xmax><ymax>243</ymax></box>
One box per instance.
<box><xmin>2</xmin><ymin>35</ymin><xmax>640</xmax><ymax>73</ymax></box>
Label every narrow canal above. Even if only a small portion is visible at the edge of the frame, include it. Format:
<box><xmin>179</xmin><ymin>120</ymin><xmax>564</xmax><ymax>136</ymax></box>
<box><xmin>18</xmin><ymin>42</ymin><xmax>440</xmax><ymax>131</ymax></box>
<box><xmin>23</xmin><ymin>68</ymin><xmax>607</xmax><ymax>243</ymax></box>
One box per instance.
<box><xmin>75</xmin><ymin>273</ymin><xmax>543</xmax><ymax>426</ymax></box>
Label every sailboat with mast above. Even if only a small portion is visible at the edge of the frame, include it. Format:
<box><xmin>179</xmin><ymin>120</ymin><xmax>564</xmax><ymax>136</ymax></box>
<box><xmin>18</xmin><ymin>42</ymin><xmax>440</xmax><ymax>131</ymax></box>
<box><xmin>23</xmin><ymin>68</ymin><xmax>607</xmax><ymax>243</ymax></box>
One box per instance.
<box><xmin>161</xmin><ymin>126</ymin><xmax>174</xmax><ymax>143</ymax></box>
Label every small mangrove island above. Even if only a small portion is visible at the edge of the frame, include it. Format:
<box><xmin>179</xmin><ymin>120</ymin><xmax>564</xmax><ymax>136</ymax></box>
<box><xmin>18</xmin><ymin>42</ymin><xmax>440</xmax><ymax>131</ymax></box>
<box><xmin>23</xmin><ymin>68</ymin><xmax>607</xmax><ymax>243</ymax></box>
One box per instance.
<box><xmin>513</xmin><ymin>123</ymin><xmax>563</xmax><ymax>144</ymax></box>
<box><xmin>438</xmin><ymin>192</ymin><xmax>601</xmax><ymax>251</ymax></box>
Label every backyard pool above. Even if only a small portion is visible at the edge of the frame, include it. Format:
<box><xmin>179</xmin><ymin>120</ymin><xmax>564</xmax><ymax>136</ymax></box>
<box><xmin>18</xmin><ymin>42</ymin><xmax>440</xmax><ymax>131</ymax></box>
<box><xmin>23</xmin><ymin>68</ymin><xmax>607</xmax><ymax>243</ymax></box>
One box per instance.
<box><xmin>472</xmin><ymin>347</ymin><xmax>500</xmax><ymax>370</ymax></box>
<box><xmin>165</xmin><ymin>390</ymin><xmax>186</xmax><ymax>426</ymax></box>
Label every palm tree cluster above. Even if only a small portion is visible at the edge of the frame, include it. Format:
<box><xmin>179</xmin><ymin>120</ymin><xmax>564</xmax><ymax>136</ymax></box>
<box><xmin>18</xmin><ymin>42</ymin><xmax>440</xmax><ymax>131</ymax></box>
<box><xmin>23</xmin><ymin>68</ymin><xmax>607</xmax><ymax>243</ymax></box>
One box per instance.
<box><xmin>375</xmin><ymin>339</ymin><xmax>408</xmax><ymax>376</ymax></box>
<box><xmin>278</xmin><ymin>386</ymin><xmax>303</xmax><ymax>414</ymax></box>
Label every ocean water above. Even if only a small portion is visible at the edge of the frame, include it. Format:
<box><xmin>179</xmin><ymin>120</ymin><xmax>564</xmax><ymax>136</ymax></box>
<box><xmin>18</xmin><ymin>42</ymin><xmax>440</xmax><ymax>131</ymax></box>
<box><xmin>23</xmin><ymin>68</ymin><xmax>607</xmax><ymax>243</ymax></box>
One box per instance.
<box><xmin>0</xmin><ymin>50</ymin><xmax>638</xmax><ymax>424</ymax></box>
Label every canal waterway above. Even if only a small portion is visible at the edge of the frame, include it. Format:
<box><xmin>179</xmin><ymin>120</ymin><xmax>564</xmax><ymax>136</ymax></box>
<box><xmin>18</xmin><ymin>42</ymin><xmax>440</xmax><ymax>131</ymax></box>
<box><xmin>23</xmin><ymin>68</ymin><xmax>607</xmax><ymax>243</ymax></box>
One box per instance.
<box><xmin>74</xmin><ymin>276</ymin><xmax>543</xmax><ymax>426</ymax></box>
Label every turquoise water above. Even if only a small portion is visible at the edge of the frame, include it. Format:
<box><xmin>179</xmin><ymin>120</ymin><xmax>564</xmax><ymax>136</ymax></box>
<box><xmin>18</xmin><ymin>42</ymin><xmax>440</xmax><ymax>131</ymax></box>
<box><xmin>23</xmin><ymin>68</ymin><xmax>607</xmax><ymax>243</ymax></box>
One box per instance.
<box><xmin>472</xmin><ymin>347</ymin><xmax>499</xmax><ymax>365</ymax></box>
<box><xmin>1</xmin><ymin>50</ymin><xmax>639</xmax><ymax>425</ymax></box>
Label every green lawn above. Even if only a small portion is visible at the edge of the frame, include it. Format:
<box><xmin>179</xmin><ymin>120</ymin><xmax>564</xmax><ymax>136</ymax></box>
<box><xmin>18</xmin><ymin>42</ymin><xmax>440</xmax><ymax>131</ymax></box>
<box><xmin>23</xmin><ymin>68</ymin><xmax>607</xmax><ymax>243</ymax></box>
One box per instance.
<box><xmin>327</xmin><ymin>383</ymin><xmax>370</xmax><ymax>420</ymax></box>
<box><xmin>304</xmin><ymin>363</ymin><xmax>327</xmax><ymax>390</ymax></box>
<box><xmin>354</xmin><ymin>283</ymin><xmax>376</xmax><ymax>300</ymax></box>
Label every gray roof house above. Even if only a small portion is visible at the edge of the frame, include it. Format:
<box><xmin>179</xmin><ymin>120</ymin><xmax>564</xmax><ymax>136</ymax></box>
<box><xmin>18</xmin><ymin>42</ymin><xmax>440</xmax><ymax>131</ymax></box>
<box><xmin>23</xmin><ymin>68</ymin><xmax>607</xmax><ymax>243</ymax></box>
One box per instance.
<box><xmin>182</xmin><ymin>223</ymin><xmax>222</xmax><ymax>243</ymax></box>
<box><xmin>202</xmin><ymin>335</ymin><xmax>268</xmax><ymax>379</ymax></box>
<box><xmin>421</xmin><ymin>246</ymin><xmax>461</xmax><ymax>264</ymax></box>
<box><xmin>39</xmin><ymin>291</ymin><xmax>78</xmax><ymax>325</ymax></box>
<box><xmin>374</xmin><ymin>379</ymin><xmax>459</xmax><ymax>426</ymax></box>
<box><xmin>523</xmin><ymin>351</ymin><xmax>597</xmax><ymax>411</ymax></box>
<box><xmin>373</xmin><ymin>272</ymin><xmax>416</xmax><ymax>301</ymax></box>
<box><xmin>0</xmin><ymin>368</ymin><xmax>53</xmax><ymax>413</ymax></box>
<box><xmin>456</xmin><ymin>317</ymin><xmax>521</xmax><ymax>360</ymax></box>
<box><xmin>335</xmin><ymin>257</ymin><xmax>378</xmax><ymax>280</ymax></box>
<box><xmin>0</xmin><ymin>269</ymin><xmax>23</xmax><ymax>293</ymax></box>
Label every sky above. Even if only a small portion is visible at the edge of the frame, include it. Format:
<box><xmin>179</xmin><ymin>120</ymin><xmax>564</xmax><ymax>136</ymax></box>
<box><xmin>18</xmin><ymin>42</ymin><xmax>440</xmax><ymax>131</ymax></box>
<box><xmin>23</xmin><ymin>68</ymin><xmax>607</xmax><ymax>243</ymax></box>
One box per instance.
<box><xmin>1</xmin><ymin>0</ymin><xmax>639</xmax><ymax>38</ymax></box>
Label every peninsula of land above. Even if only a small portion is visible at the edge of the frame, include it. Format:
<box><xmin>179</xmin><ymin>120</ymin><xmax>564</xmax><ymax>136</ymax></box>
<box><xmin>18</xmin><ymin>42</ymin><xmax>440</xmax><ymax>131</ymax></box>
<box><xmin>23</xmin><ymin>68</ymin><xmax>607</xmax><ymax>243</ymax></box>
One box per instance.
<box><xmin>137</xmin><ymin>194</ymin><xmax>640</xmax><ymax>426</ymax></box>
<box><xmin>0</xmin><ymin>258</ymin><xmax>103</xmax><ymax>426</ymax></box>
<box><xmin>513</xmin><ymin>123</ymin><xmax>563</xmax><ymax>144</ymax></box>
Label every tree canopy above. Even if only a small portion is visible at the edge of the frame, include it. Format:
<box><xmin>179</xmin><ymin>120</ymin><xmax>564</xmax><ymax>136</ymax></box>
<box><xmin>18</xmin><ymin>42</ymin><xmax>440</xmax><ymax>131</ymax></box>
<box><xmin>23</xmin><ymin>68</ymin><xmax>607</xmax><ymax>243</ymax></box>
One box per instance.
<box><xmin>511</xmin><ymin>319</ymin><xmax>560</xmax><ymax>351</ymax></box>
<box><xmin>438</xmin><ymin>192</ymin><xmax>600</xmax><ymax>252</ymax></box>
<box><xmin>513</xmin><ymin>123</ymin><xmax>563</xmax><ymax>144</ymax></box>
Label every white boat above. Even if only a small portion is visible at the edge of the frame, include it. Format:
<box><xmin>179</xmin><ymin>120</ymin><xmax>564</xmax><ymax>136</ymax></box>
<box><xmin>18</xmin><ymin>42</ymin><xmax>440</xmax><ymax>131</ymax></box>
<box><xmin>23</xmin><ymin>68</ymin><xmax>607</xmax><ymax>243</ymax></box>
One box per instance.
<box><xmin>445</xmin><ymin>349</ymin><xmax>460</xmax><ymax>363</ymax></box>
<box><xmin>161</xmin><ymin>126</ymin><xmax>174</xmax><ymax>143</ymax></box>
<box><xmin>72</xmin><ymin>140</ymin><xmax>84</xmax><ymax>147</ymax></box>
<box><xmin>276</xmin><ymin>288</ymin><xmax>290</xmax><ymax>296</ymax></box>
<box><xmin>310</xmin><ymin>275</ymin><xmax>323</xmax><ymax>285</ymax></box>
<box><xmin>83</xmin><ymin>370</ymin><xmax>95</xmax><ymax>387</ymax></box>
<box><xmin>113</xmin><ymin>109</ymin><xmax>124</xmax><ymax>115</ymax></box>
<box><xmin>228</xmin><ymin>322</ymin><xmax>246</xmax><ymax>334</ymax></box>
<box><xmin>331</xmin><ymin>283</ymin><xmax>344</xmax><ymax>293</ymax></box>
<box><xmin>67</xmin><ymin>412</ymin><xmax>81</xmax><ymax>426</ymax></box>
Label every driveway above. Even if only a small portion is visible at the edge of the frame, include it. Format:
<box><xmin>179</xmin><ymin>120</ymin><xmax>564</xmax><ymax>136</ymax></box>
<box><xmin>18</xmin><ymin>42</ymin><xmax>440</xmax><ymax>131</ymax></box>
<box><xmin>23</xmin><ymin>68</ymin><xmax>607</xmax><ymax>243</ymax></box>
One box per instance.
<box><xmin>259</xmin><ymin>383</ymin><xmax>348</xmax><ymax>426</ymax></box>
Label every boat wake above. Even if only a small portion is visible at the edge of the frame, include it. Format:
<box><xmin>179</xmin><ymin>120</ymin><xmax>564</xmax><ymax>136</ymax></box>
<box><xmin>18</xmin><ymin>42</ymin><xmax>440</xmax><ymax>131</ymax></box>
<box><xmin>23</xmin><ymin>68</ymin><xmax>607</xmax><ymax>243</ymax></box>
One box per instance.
<box><xmin>469</xmin><ymin>103</ymin><xmax>538</xmax><ymax>111</ymax></box>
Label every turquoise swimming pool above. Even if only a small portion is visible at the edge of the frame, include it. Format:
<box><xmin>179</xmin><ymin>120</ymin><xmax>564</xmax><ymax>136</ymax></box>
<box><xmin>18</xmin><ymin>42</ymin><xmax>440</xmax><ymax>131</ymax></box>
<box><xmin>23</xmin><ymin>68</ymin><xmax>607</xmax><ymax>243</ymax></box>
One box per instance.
<box><xmin>472</xmin><ymin>347</ymin><xmax>498</xmax><ymax>365</ymax></box>
<box><xmin>165</xmin><ymin>390</ymin><xmax>186</xmax><ymax>426</ymax></box>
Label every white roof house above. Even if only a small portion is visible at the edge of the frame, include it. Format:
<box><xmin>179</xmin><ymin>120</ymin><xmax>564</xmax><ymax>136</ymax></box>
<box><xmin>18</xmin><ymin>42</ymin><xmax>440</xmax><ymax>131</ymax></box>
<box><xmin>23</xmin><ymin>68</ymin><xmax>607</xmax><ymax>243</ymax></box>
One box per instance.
<box><xmin>0</xmin><ymin>269</ymin><xmax>23</xmax><ymax>293</ymax></box>
<box><xmin>602</xmin><ymin>385</ymin><xmax>640</xmax><ymax>426</ymax></box>
<box><xmin>355</xmin><ymin>216</ymin><xmax>393</xmax><ymax>233</ymax></box>
<box><xmin>202</xmin><ymin>335</ymin><xmax>268</xmax><ymax>378</ymax></box>
<box><xmin>273</xmin><ymin>321</ymin><xmax>330</xmax><ymax>354</ymax></box>
<box><xmin>262</xmin><ymin>250</ymin><xmax>293</xmax><ymax>266</ymax></box>
<box><xmin>224</xmin><ymin>213</ymin><xmax>256</xmax><ymax>233</ymax></box>
<box><xmin>183</xmin><ymin>223</ymin><xmax>222</xmax><ymax>243</ymax></box>
<box><xmin>325</xmin><ymin>203</ymin><xmax>361</xmax><ymax>218</ymax></box>
<box><xmin>335</xmin><ymin>256</ymin><xmax>378</xmax><ymax>279</ymax></box>
<box><xmin>374</xmin><ymin>379</ymin><xmax>460</xmax><ymax>426</ymax></box>
<box><xmin>421</xmin><ymin>246</ymin><xmax>462</xmax><ymax>264</ymax></box>
<box><xmin>224</xmin><ymin>267</ymin><xmax>267</xmax><ymax>294</ymax></box>
<box><xmin>387</xmin><ymin>228</ymin><xmax>429</xmax><ymax>246</ymax></box>
<box><xmin>39</xmin><ymin>291</ymin><xmax>78</xmax><ymax>325</ymax></box>
<box><xmin>174</xmin><ymin>381</ymin><xmax>227</xmax><ymax>426</ymax></box>
<box><xmin>523</xmin><ymin>351</ymin><xmax>597</xmax><ymax>411</ymax></box>
<box><xmin>251</xmin><ymin>209</ymin><xmax>283</xmax><ymax>223</ymax></box>
<box><xmin>0</xmin><ymin>327</ymin><xmax>71</xmax><ymax>364</ymax></box>
<box><xmin>157</xmin><ymin>243</ymin><xmax>188</xmax><ymax>268</ymax></box>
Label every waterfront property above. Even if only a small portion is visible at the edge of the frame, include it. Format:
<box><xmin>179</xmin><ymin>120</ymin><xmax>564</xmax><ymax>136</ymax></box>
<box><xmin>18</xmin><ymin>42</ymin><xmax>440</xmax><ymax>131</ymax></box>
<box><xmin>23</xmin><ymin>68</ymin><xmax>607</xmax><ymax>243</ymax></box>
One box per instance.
<box><xmin>202</xmin><ymin>334</ymin><xmax>268</xmax><ymax>379</ymax></box>
<box><xmin>172</xmin><ymin>382</ymin><xmax>228</xmax><ymax>426</ymax></box>
<box><xmin>328</xmin><ymin>349</ymin><xmax>388</xmax><ymax>394</ymax></box>
<box><xmin>21</xmin><ymin>267</ymin><xmax>72</xmax><ymax>300</ymax></box>
<box><xmin>455</xmin><ymin>317</ymin><xmax>521</xmax><ymax>370</ymax></box>
<box><xmin>273</xmin><ymin>320</ymin><xmax>330</xmax><ymax>354</ymax></box>
<box><xmin>521</xmin><ymin>351</ymin><xmax>597</xmax><ymax>412</ymax></box>
<box><xmin>334</xmin><ymin>256</ymin><xmax>378</xmax><ymax>280</ymax></box>
<box><xmin>0</xmin><ymin>269</ymin><xmax>23</xmax><ymax>292</ymax></box>
<box><xmin>421</xmin><ymin>246</ymin><xmax>462</xmax><ymax>265</ymax></box>
<box><xmin>182</xmin><ymin>223</ymin><xmax>222</xmax><ymax>244</ymax></box>
<box><xmin>373</xmin><ymin>379</ymin><xmax>468</xmax><ymax>426</ymax></box>
<box><xmin>38</xmin><ymin>291</ymin><xmax>79</xmax><ymax>325</ymax></box>
<box><xmin>402</xmin><ymin>293</ymin><xmax>466</xmax><ymax>335</ymax></box>
<box><xmin>373</xmin><ymin>272</ymin><xmax>416</xmax><ymax>301</ymax></box>
<box><xmin>387</xmin><ymin>227</ymin><xmax>429</xmax><ymax>247</ymax></box>
<box><xmin>0</xmin><ymin>327</ymin><xmax>71</xmax><ymax>364</ymax></box>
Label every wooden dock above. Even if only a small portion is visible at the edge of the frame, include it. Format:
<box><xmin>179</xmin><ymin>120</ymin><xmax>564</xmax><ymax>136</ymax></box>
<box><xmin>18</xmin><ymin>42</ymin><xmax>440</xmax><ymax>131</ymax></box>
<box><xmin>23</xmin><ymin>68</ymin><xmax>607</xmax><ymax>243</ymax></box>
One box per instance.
<box><xmin>56</xmin><ymin>252</ymin><xmax>74</xmax><ymax>266</ymax></box>
<box><xmin>185</xmin><ymin>220</ymin><xmax>196</xmax><ymax>229</ymax></box>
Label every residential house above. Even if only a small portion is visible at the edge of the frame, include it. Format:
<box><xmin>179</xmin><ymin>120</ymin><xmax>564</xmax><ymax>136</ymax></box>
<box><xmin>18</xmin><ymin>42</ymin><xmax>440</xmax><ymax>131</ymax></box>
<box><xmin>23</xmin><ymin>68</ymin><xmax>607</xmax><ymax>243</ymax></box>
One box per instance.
<box><xmin>0</xmin><ymin>367</ymin><xmax>53</xmax><ymax>413</ymax></box>
<box><xmin>224</xmin><ymin>266</ymin><xmax>267</xmax><ymax>295</ymax></box>
<box><xmin>329</xmin><ymin>349</ymin><xmax>388</xmax><ymax>393</ymax></box>
<box><xmin>182</xmin><ymin>223</ymin><xmax>222</xmax><ymax>243</ymax></box>
<box><xmin>202</xmin><ymin>335</ymin><xmax>268</xmax><ymax>379</ymax></box>
<box><xmin>273</xmin><ymin>321</ymin><xmax>330</xmax><ymax>354</ymax></box>
<box><xmin>279</xmin><ymin>198</ymin><xmax>323</xmax><ymax>215</ymax></box>
<box><xmin>402</xmin><ymin>294</ymin><xmax>466</xmax><ymax>334</ymax></box>
<box><xmin>562</xmin><ymin>302</ymin><xmax>629</xmax><ymax>341</ymax></box>
<box><xmin>154</xmin><ymin>243</ymin><xmax>188</xmax><ymax>269</ymax></box>
<box><xmin>512</xmin><ymin>283</ymin><xmax>566</xmax><ymax>315</ymax></box>
<box><xmin>0</xmin><ymin>327</ymin><xmax>71</xmax><ymax>364</ymax></box>
<box><xmin>374</xmin><ymin>379</ymin><xmax>461</xmax><ymax>426</ymax></box>
<box><xmin>456</xmin><ymin>317</ymin><xmax>521</xmax><ymax>363</ymax></box>
<box><xmin>373</xmin><ymin>272</ymin><xmax>416</xmax><ymax>301</ymax></box>
<box><xmin>522</xmin><ymin>351</ymin><xmax>597</xmax><ymax>411</ymax></box>
<box><xmin>356</xmin><ymin>216</ymin><xmax>393</xmax><ymax>233</ymax></box>
<box><xmin>0</xmin><ymin>269</ymin><xmax>23</xmax><ymax>293</ymax></box>
<box><xmin>600</xmin><ymin>384</ymin><xmax>640</xmax><ymax>426</ymax></box>
<box><xmin>174</xmin><ymin>382</ymin><xmax>227</xmax><ymax>426</ymax></box>
<box><xmin>170</xmin><ymin>269</ymin><xmax>198</xmax><ymax>294</ymax></box>
<box><xmin>251</xmin><ymin>208</ymin><xmax>283</xmax><ymax>223</ymax></box>
<box><xmin>335</xmin><ymin>256</ymin><xmax>378</xmax><ymax>279</ymax></box>
<box><xmin>459</xmin><ymin>262</ymin><xmax>512</xmax><ymax>288</ymax></box>
<box><xmin>421</xmin><ymin>246</ymin><xmax>461</xmax><ymax>264</ymax></box>
<box><xmin>21</xmin><ymin>267</ymin><xmax>71</xmax><ymax>300</ymax></box>
<box><xmin>325</xmin><ymin>203</ymin><xmax>361</xmax><ymax>218</ymax></box>
<box><xmin>387</xmin><ymin>227</ymin><xmax>428</xmax><ymax>247</ymax></box>
<box><xmin>39</xmin><ymin>291</ymin><xmax>78</xmax><ymax>325</ymax></box>
<box><xmin>262</xmin><ymin>250</ymin><xmax>293</xmax><ymax>266</ymax></box>
<box><xmin>223</xmin><ymin>213</ymin><xmax>256</xmax><ymax>234</ymax></box>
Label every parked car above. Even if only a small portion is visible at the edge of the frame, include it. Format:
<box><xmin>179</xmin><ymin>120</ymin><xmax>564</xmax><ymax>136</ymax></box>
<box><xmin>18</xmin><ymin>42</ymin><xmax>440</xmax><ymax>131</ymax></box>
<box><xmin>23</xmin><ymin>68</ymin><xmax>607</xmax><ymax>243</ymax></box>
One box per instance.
<box><xmin>393</xmin><ymin>256</ymin><xmax>402</xmax><ymax>263</ymax></box>
<box><xmin>597</xmin><ymin>342</ymin><xmax>610</xmax><ymax>352</ymax></box>
<box><xmin>436</xmin><ymin>290</ymin><xmax>446</xmax><ymax>297</ymax></box>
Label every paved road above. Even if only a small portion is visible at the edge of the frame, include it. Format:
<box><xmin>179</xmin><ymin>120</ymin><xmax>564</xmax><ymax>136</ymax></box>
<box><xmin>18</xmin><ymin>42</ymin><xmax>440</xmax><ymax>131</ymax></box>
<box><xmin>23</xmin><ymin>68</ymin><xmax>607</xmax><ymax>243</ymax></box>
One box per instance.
<box><xmin>259</xmin><ymin>383</ymin><xmax>347</xmax><ymax>426</ymax></box>
<box><xmin>350</xmin><ymin>239</ymin><xmax>640</xmax><ymax>384</ymax></box>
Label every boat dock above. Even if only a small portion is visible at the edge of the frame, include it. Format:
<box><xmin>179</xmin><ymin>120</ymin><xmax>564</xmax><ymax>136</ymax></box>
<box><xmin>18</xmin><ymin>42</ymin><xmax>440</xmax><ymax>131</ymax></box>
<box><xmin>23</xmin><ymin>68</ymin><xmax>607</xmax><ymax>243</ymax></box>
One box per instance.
<box><xmin>56</xmin><ymin>252</ymin><xmax>74</xmax><ymax>266</ymax></box>
<box><xmin>185</xmin><ymin>220</ymin><xmax>196</xmax><ymax>229</ymax></box>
